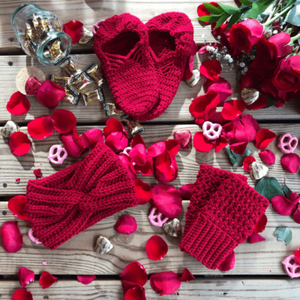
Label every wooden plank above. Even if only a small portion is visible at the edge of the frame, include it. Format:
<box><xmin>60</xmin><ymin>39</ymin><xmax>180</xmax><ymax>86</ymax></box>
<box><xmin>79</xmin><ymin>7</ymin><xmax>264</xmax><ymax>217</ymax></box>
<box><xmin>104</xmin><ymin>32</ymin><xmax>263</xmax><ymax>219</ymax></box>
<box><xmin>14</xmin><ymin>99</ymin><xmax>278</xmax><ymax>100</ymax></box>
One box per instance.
<box><xmin>1</xmin><ymin>279</ymin><xmax>300</xmax><ymax>300</ymax></box>
<box><xmin>1</xmin><ymin>0</ymin><xmax>237</xmax><ymax>53</ymax></box>
<box><xmin>0</xmin><ymin>199</ymin><xmax>299</xmax><ymax>275</ymax></box>
<box><xmin>0</xmin><ymin>123</ymin><xmax>299</xmax><ymax>195</ymax></box>
<box><xmin>1</xmin><ymin>54</ymin><xmax>300</xmax><ymax>124</ymax></box>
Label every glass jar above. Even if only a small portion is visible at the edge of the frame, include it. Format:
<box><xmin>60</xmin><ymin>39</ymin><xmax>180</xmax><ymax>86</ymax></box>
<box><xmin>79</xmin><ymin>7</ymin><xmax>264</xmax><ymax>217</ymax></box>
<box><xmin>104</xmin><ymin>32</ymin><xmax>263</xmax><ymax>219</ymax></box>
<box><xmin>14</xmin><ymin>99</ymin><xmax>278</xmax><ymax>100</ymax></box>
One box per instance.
<box><xmin>11</xmin><ymin>3</ymin><xmax>72</xmax><ymax>66</ymax></box>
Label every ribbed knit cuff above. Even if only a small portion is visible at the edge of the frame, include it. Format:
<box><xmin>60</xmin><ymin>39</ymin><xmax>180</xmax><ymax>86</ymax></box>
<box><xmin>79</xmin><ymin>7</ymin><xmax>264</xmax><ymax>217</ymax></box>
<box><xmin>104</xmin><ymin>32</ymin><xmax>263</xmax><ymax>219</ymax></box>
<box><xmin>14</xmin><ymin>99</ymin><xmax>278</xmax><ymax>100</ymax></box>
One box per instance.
<box><xmin>179</xmin><ymin>213</ymin><xmax>238</xmax><ymax>270</ymax></box>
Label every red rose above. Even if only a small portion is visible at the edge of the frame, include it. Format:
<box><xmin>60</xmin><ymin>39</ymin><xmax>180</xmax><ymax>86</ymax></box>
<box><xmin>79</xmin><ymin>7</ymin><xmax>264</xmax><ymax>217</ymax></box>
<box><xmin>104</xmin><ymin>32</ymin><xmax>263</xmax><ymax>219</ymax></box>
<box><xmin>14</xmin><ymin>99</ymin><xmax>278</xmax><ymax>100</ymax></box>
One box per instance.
<box><xmin>248</xmin><ymin>57</ymin><xmax>267</xmax><ymax>82</ymax></box>
<box><xmin>229</xmin><ymin>19</ymin><xmax>263</xmax><ymax>53</ymax></box>
<box><xmin>272</xmin><ymin>56</ymin><xmax>300</xmax><ymax>92</ymax></box>
<box><xmin>197</xmin><ymin>2</ymin><xmax>219</xmax><ymax>24</ymax></box>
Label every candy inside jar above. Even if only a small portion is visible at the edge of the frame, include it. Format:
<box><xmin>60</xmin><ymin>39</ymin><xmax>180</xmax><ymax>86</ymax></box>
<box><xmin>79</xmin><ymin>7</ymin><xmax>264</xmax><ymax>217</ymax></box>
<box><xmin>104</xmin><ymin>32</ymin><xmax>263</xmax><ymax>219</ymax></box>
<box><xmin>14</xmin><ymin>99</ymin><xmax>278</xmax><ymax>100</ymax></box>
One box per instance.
<box><xmin>11</xmin><ymin>3</ymin><xmax>72</xmax><ymax>66</ymax></box>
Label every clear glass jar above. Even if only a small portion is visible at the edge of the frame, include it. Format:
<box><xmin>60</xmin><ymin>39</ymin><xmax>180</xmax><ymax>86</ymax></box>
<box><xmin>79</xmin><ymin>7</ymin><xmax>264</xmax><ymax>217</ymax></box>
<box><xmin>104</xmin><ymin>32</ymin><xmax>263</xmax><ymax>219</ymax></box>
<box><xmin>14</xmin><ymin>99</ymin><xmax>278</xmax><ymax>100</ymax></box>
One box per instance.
<box><xmin>11</xmin><ymin>3</ymin><xmax>72</xmax><ymax>66</ymax></box>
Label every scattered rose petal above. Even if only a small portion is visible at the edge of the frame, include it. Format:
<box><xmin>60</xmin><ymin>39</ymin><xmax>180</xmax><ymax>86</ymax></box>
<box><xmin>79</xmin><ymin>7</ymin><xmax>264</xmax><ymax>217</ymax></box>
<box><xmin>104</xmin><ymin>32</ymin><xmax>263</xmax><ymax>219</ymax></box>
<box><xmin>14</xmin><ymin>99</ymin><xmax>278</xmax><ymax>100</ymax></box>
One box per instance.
<box><xmin>229</xmin><ymin>142</ymin><xmax>248</xmax><ymax>155</ymax></box>
<box><xmin>36</xmin><ymin>81</ymin><xmax>65</xmax><ymax>109</ymax></box>
<box><xmin>8</xmin><ymin>195</ymin><xmax>28</xmax><ymax>221</ymax></box>
<box><xmin>125</xmin><ymin>285</ymin><xmax>146</xmax><ymax>300</ymax></box>
<box><xmin>61</xmin><ymin>127</ymin><xmax>86</xmax><ymax>158</ymax></box>
<box><xmin>218</xmin><ymin>251</ymin><xmax>235</xmax><ymax>271</ymax></box>
<box><xmin>12</xmin><ymin>289</ymin><xmax>33</xmax><ymax>300</ymax></box>
<box><xmin>255</xmin><ymin>128</ymin><xmax>276</xmax><ymax>150</ymax></box>
<box><xmin>248</xmin><ymin>233</ymin><xmax>265</xmax><ymax>244</ymax></box>
<box><xmin>148</xmin><ymin>142</ymin><xmax>166</xmax><ymax>157</ymax></box>
<box><xmin>27</xmin><ymin>116</ymin><xmax>54</xmax><ymax>139</ymax></box>
<box><xmin>281</xmin><ymin>153</ymin><xmax>300</xmax><ymax>173</ymax></box>
<box><xmin>39</xmin><ymin>272</ymin><xmax>58</xmax><ymax>289</ymax></box>
<box><xmin>243</xmin><ymin>156</ymin><xmax>256</xmax><ymax>172</ymax></box>
<box><xmin>77</xmin><ymin>275</ymin><xmax>96</xmax><ymax>285</ymax></box>
<box><xmin>200</xmin><ymin>60</ymin><xmax>222</xmax><ymax>81</ymax></box>
<box><xmin>221</xmin><ymin>100</ymin><xmax>246</xmax><ymax>120</ymax></box>
<box><xmin>80</xmin><ymin>128</ymin><xmax>103</xmax><ymax>149</ymax></box>
<box><xmin>204</xmin><ymin>77</ymin><xmax>232</xmax><ymax>104</ymax></box>
<box><xmin>245</xmin><ymin>94</ymin><xmax>268</xmax><ymax>110</ymax></box>
<box><xmin>271</xmin><ymin>193</ymin><xmax>299</xmax><ymax>216</ymax></box>
<box><xmin>115</xmin><ymin>215</ymin><xmax>137</xmax><ymax>235</ymax></box>
<box><xmin>134</xmin><ymin>156</ymin><xmax>153</xmax><ymax>176</ymax></box>
<box><xmin>131</xmin><ymin>134</ymin><xmax>146</xmax><ymax>148</ymax></box>
<box><xmin>42</xmin><ymin>262</ymin><xmax>47</xmax><ymax>266</ymax></box>
<box><xmin>16</xmin><ymin>178</ymin><xmax>20</xmax><ymax>183</ymax></box>
<box><xmin>178</xmin><ymin>184</ymin><xmax>194</xmax><ymax>200</ymax></box>
<box><xmin>9</xmin><ymin>132</ymin><xmax>31</xmax><ymax>156</ymax></box>
<box><xmin>180</xmin><ymin>268</ymin><xmax>195</xmax><ymax>282</ymax></box>
<box><xmin>0</xmin><ymin>221</ymin><xmax>23</xmax><ymax>253</ymax></box>
<box><xmin>18</xmin><ymin>267</ymin><xmax>35</xmax><ymax>288</ymax></box>
<box><xmin>129</xmin><ymin>144</ymin><xmax>147</xmax><ymax>166</ymax></box>
<box><xmin>120</xmin><ymin>262</ymin><xmax>148</xmax><ymax>286</ymax></box>
<box><xmin>118</xmin><ymin>154</ymin><xmax>137</xmax><ymax>179</ymax></box>
<box><xmin>146</xmin><ymin>235</ymin><xmax>168</xmax><ymax>261</ymax></box>
<box><xmin>293</xmin><ymin>207</ymin><xmax>300</xmax><ymax>224</ymax></box>
<box><xmin>193</xmin><ymin>131</ymin><xmax>213</xmax><ymax>152</ymax></box>
<box><xmin>63</xmin><ymin>20</ymin><xmax>84</xmax><ymax>43</ymax></box>
<box><xmin>173</xmin><ymin>129</ymin><xmax>191</xmax><ymax>150</ymax></box>
<box><xmin>7</xmin><ymin>92</ymin><xmax>30</xmax><ymax>115</ymax></box>
<box><xmin>52</xmin><ymin>109</ymin><xmax>76</xmax><ymax>133</ymax></box>
<box><xmin>104</xmin><ymin>119</ymin><xmax>128</xmax><ymax>152</ymax></box>
<box><xmin>152</xmin><ymin>184</ymin><xmax>182</xmax><ymax>218</ymax></box>
<box><xmin>295</xmin><ymin>248</ymin><xmax>300</xmax><ymax>264</ymax></box>
<box><xmin>25</xmin><ymin>76</ymin><xmax>41</xmax><ymax>95</ymax></box>
<box><xmin>33</xmin><ymin>168</ymin><xmax>42</xmax><ymax>178</ymax></box>
<box><xmin>259</xmin><ymin>149</ymin><xmax>276</xmax><ymax>165</ymax></box>
<box><xmin>254</xmin><ymin>214</ymin><xmax>267</xmax><ymax>234</ymax></box>
<box><xmin>150</xmin><ymin>271</ymin><xmax>181</xmax><ymax>296</ymax></box>
<box><xmin>134</xmin><ymin>179</ymin><xmax>152</xmax><ymax>205</ymax></box>
<box><xmin>215</xmin><ymin>136</ymin><xmax>228</xmax><ymax>153</ymax></box>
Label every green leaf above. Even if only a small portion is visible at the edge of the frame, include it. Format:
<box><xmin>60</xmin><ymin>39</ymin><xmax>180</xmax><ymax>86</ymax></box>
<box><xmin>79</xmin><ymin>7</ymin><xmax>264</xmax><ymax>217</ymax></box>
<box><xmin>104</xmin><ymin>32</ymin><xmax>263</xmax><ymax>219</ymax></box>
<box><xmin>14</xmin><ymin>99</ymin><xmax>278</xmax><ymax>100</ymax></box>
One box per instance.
<box><xmin>274</xmin><ymin>227</ymin><xmax>292</xmax><ymax>245</ymax></box>
<box><xmin>197</xmin><ymin>15</ymin><xmax>221</xmax><ymax>23</ymax></box>
<box><xmin>255</xmin><ymin>177</ymin><xmax>284</xmax><ymax>201</ymax></box>
<box><xmin>247</xmin><ymin>0</ymin><xmax>274</xmax><ymax>19</ymax></box>
<box><xmin>214</xmin><ymin>13</ymin><xmax>230</xmax><ymax>29</ymax></box>
<box><xmin>218</xmin><ymin>3</ymin><xmax>239</xmax><ymax>15</ymax></box>
<box><xmin>286</xmin><ymin>0</ymin><xmax>297</xmax><ymax>8</ymax></box>
<box><xmin>203</xmin><ymin>3</ymin><xmax>224</xmax><ymax>14</ymax></box>
<box><xmin>283</xmin><ymin>184</ymin><xmax>292</xmax><ymax>198</ymax></box>
<box><xmin>226</xmin><ymin>147</ymin><xmax>252</xmax><ymax>167</ymax></box>
<box><xmin>239</xmin><ymin>0</ymin><xmax>253</xmax><ymax>5</ymax></box>
<box><xmin>264</xmin><ymin>96</ymin><xmax>277</xmax><ymax>108</ymax></box>
<box><xmin>228</xmin><ymin>11</ymin><xmax>243</xmax><ymax>28</ymax></box>
<box><xmin>284</xmin><ymin>0</ymin><xmax>300</xmax><ymax>26</ymax></box>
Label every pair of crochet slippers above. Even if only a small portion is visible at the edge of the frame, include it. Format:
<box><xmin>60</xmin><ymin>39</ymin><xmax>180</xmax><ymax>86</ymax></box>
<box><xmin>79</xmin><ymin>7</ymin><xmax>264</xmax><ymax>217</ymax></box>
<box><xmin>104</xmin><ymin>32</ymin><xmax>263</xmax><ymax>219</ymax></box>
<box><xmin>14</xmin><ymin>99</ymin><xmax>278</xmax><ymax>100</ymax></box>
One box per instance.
<box><xmin>94</xmin><ymin>12</ymin><xmax>194</xmax><ymax>121</ymax></box>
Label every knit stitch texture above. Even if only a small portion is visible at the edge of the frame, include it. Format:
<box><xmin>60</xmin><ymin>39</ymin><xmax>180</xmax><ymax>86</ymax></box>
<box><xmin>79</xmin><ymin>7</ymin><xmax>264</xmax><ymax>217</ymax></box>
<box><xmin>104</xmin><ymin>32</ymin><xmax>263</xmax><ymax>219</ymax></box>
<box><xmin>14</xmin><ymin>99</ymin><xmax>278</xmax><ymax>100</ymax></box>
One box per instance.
<box><xmin>179</xmin><ymin>164</ymin><xmax>269</xmax><ymax>270</ymax></box>
<box><xmin>26</xmin><ymin>142</ymin><xmax>139</xmax><ymax>250</ymax></box>
<box><xmin>94</xmin><ymin>13</ymin><xmax>159</xmax><ymax>119</ymax></box>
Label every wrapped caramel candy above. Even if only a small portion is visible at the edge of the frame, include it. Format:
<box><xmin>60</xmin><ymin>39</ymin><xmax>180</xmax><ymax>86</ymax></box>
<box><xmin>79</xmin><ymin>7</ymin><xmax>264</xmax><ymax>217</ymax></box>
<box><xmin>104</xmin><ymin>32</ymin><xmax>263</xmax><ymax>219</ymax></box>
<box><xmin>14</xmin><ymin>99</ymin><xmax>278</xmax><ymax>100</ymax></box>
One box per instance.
<box><xmin>86</xmin><ymin>63</ymin><xmax>104</xmax><ymax>86</ymax></box>
<box><xmin>121</xmin><ymin>115</ymin><xmax>144</xmax><ymax>136</ymax></box>
<box><xmin>60</xmin><ymin>57</ymin><xmax>82</xmax><ymax>76</ymax></box>
<box><xmin>70</xmin><ymin>72</ymin><xmax>93</xmax><ymax>93</ymax></box>
<box><xmin>1</xmin><ymin>121</ymin><xmax>19</xmax><ymax>138</ymax></box>
<box><xmin>25</xmin><ymin>22</ymin><xmax>40</xmax><ymax>43</ymax></box>
<box><xmin>103</xmin><ymin>103</ymin><xmax>124</xmax><ymax>116</ymax></box>
<box><xmin>78</xmin><ymin>27</ymin><xmax>94</xmax><ymax>46</ymax></box>
<box><xmin>62</xmin><ymin>86</ymin><xmax>80</xmax><ymax>105</ymax></box>
<box><xmin>95</xmin><ymin>235</ymin><xmax>113</xmax><ymax>254</ymax></box>
<box><xmin>82</xmin><ymin>88</ymin><xmax>105</xmax><ymax>106</ymax></box>
<box><xmin>48</xmin><ymin>40</ymin><xmax>64</xmax><ymax>63</ymax></box>
<box><xmin>50</xmin><ymin>75</ymin><xmax>71</xmax><ymax>87</ymax></box>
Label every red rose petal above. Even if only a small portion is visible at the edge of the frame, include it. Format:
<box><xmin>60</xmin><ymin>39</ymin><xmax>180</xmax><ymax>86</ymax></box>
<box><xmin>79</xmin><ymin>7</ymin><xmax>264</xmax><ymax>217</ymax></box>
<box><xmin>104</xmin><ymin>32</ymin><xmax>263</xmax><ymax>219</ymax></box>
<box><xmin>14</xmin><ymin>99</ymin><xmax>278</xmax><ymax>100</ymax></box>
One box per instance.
<box><xmin>148</xmin><ymin>142</ymin><xmax>166</xmax><ymax>157</ymax></box>
<box><xmin>200</xmin><ymin>60</ymin><xmax>222</xmax><ymax>81</ymax></box>
<box><xmin>0</xmin><ymin>221</ymin><xmax>23</xmax><ymax>253</ymax></box>
<box><xmin>125</xmin><ymin>285</ymin><xmax>146</xmax><ymax>300</ymax></box>
<box><xmin>118</xmin><ymin>153</ymin><xmax>137</xmax><ymax>179</ymax></box>
<box><xmin>12</xmin><ymin>289</ymin><xmax>33</xmax><ymax>300</ymax></box>
<box><xmin>178</xmin><ymin>184</ymin><xmax>194</xmax><ymax>200</ymax></box>
<box><xmin>204</xmin><ymin>77</ymin><xmax>232</xmax><ymax>104</ymax></box>
<box><xmin>120</xmin><ymin>262</ymin><xmax>148</xmax><ymax>286</ymax></box>
<box><xmin>295</xmin><ymin>248</ymin><xmax>300</xmax><ymax>264</ymax></box>
<box><xmin>134</xmin><ymin>155</ymin><xmax>154</xmax><ymax>176</ymax></box>
<box><xmin>80</xmin><ymin>128</ymin><xmax>104</xmax><ymax>149</ymax></box>
<box><xmin>152</xmin><ymin>184</ymin><xmax>182</xmax><ymax>218</ymax></box>
<box><xmin>7</xmin><ymin>92</ymin><xmax>30</xmax><ymax>115</ymax></box>
<box><xmin>230</xmin><ymin>142</ymin><xmax>248</xmax><ymax>155</ymax></box>
<box><xmin>248</xmin><ymin>233</ymin><xmax>265</xmax><ymax>244</ymax></box>
<box><xmin>221</xmin><ymin>100</ymin><xmax>246</xmax><ymax>120</ymax></box>
<box><xmin>129</xmin><ymin>144</ymin><xmax>147</xmax><ymax>166</ymax></box>
<box><xmin>150</xmin><ymin>271</ymin><xmax>181</xmax><ymax>296</ymax></box>
<box><xmin>115</xmin><ymin>215</ymin><xmax>137</xmax><ymax>235</ymax></box>
<box><xmin>63</xmin><ymin>20</ymin><xmax>83</xmax><ymax>43</ymax></box>
<box><xmin>154</xmin><ymin>150</ymin><xmax>178</xmax><ymax>183</ymax></box>
<box><xmin>77</xmin><ymin>275</ymin><xmax>96</xmax><ymax>285</ymax></box>
<box><xmin>8</xmin><ymin>195</ymin><xmax>28</xmax><ymax>221</ymax></box>
<box><xmin>28</xmin><ymin>116</ymin><xmax>54</xmax><ymax>139</ymax></box>
<box><xmin>217</xmin><ymin>251</ymin><xmax>235</xmax><ymax>271</ymax></box>
<box><xmin>39</xmin><ymin>272</ymin><xmax>58</xmax><ymax>289</ymax></box>
<box><xmin>254</xmin><ymin>214</ymin><xmax>267</xmax><ymax>234</ymax></box>
<box><xmin>25</xmin><ymin>76</ymin><xmax>41</xmax><ymax>96</ymax></box>
<box><xmin>61</xmin><ymin>127</ymin><xmax>86</xmax><ymax>158</ymax></box>
<box><xmin>193</xmin><ymin>132</ymin><xmax>214</xmax><ymax>152</ymax></box>
<box><xmin>259</xmin><ymin>150</ymin><xmax>276</xmax><ymax>165</ymax></box>
<box><xmin>245</xmin><ymin>94</ymin><xmax>268</xmax><ymax>110</ymax></box>
<box><xmin>146</xmin><ymin>235</ymin><xmax>168</xmax><ymax>261</ymax></box>
<box><xmin>271</xmin><ymin>195</ymin><xmax>298</xmax><ymax>215</ymax></box>
<box><xmin>255</xmin><ymin>128</ymin><xmax>276</xmax><ymax>150</ymax></box>
<box><xmin>9</xmin><ymin>132</ymin><xmax>31</xmax><ymax>156</ymax></box>
<box><xmin>293</xmin><ymin>207</ymin><xmax>300</xmax><ymax>224</ymax></box>
<box><xmin>131</xmin><ymin>134</ymin><xmax>146</xmax><ymax>148</ymax></box>
<box><xmin>180</xmin><ymin>268</ymin><xmax>195</xmax><ymax>282</ymax></box>
<box><xmin>134</xmin><ymin>179</ymin><xmax>152</xmax><ymax>205</ymax></box>
<box><xmin>33</xmin><ymin>168</ymin><xmax>42</xmax><ymax>178</ymax></box>
<box><xmin>103</xmin><ymin>118</ymin><xmax>128</xmax><ymax>138</ymax></box>
<box><xmin>173</xmin><ymin>129</ymin><xmax>192</xmax><ymax>150</ymax></box>
<box><xmin>243</xmin><ymin>156</ymin><xmax>256</xmax><ymax>172</ymax></box>
<box><xmin>18</xmin><ymin>267</ymin><xmax>35</xmax><ymax>288</ymax></box>
<box><xmin>52</xmin><ymin>109</ymin><xmax>76</xmax><ymax>133</ymax></box>
<box><xmin>165</xmin><ymin>139</ymin><xmax>181</xmax><ymax>158</ymax></box>
<box><xmin>105</xmin><ymin>132</ymin><xmax>128</xmax><ymax>152</ymax></box>
<box><xmin>281</xmin><ymin>153</ymin><xmax>300</xmax><ymax>173</ymax></box>
<box><xmin>215</xmin><ymin>136</ymin><xmax>228</xmax><ymax>153</ymax></box>
<box><xmin>36</xmin><ymin>80</ymin><xmax>65</xmax><ymax>109</ymax></box>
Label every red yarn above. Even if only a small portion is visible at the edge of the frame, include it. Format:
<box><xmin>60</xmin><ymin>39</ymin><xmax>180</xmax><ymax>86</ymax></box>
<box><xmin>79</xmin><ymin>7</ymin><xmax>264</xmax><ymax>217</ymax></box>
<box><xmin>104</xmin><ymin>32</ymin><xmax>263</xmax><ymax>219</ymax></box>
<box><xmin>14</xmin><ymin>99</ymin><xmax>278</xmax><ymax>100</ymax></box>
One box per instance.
<box><xmin>26</xmin><ymin>142</ymin><xmax>139</xmax><ymax>250</ymax></box>
<box><xmin>179</xmin><ymin>164</ymin><xmax>269</xmax><ymax>270</ymax></box>
<box><xmin>94</xmin><ymin>13</ymin><xmax>159</xmax><ymax>119</ymax></box>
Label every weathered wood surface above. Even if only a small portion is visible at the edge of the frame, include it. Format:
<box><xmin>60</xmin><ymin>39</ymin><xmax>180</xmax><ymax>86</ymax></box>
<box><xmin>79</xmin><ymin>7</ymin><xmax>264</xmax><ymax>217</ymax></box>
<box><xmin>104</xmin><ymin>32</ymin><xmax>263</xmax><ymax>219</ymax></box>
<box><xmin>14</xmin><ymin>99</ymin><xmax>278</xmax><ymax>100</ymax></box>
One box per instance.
<box><xmin>0</xmin><ymin>199</ymin><xmax>299</xmax><ymax>275</ymax></box>
<box><xmin>1</xmin><ymin>54</ymin><xmax>300</xmax><ymax>125</ymax></box>
<box><xmin>0</xmin><ymin>123</ymin><xmax>299</xmax><ymax>196</ymax></box>
<box><xmin>1</xmin><ymin>279</ymin><xmax>300</xmax><ymax>300</ymax></box>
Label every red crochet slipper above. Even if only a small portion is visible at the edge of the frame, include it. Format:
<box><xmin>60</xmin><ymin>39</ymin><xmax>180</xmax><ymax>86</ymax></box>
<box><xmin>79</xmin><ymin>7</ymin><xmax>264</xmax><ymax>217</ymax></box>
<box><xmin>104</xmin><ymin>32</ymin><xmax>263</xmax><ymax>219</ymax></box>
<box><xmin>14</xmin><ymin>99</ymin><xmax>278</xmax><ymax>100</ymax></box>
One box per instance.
<box><xmin>94</xmin><ymin>13</ymin><xmax>159</xmax><ymax>119</ymax></box>
<box><xmin>137</xmin><ymin>12</ymin><xmax>194</xmax><ymax>121</ymax></box>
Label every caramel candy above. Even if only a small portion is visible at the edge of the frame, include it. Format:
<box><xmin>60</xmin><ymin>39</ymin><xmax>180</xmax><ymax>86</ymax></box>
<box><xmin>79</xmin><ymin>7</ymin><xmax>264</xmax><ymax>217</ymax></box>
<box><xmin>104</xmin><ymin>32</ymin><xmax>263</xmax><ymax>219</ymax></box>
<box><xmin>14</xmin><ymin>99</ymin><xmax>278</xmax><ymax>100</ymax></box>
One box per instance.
<box><xmin>70</xmin><ymin>72</ymin><xmax>93</xmax><ymax>93</ymax></box>
<box><xmin>86</xmin><ymin>63</ymin><xmax>104</xmax><ymax>86</ymax></box>
<box><xmin>241</xmin><ymin>88</ymin><xmax>259</xmax><ymax>105</ymax></box>
<box><xmin>121</xmin><ymin>115</ymin><xmax>144</xmax><ymax>136</ymax></box>
<box><xmin>103</xmin><ymin>103</ymin><xmax>124</xmax><ymax>116</ymax></box>
<box><xmin>162</xmin><ymin>218</ymin><xmax>181</xmax><ymax>237</ymax></box>
<box><xmin>23</xmin><ymin>40</ymin><xmax>37</xmax><ymax>55</ymax></box>
<box><xmin>50</xmin><ymin>75</ymin><xmax>71</xmax><ymax>87</ymax></box>
<box><xmin>62</xmin><ymin>86</ymin><xmax>80</xmax><ymax>105</ymax></box>
<box><xmin>60</xmin><ymin>57</ymin><xmax>82</xmax><ymax>76</ymax></box>
<box><xmin>78</xmin><ymin>27</ymin><xmax>94</xmax><ymax>46</ymax></box>
<box><xmin>82</xmin><ymin>88</ymin><xmax>105</xmax><ymax>106</ymax></box>
<box><xmin>250</xmin><ymin>161</ymin><xmax>268</xmax><ymax>180</ymax></box>
<box><xmin>95</xmin><ymin>235</ymin><xmax>113</xmax><ymax>254</ymax></box>
<box><xmin>48</xmin><ymin>40</ymin><xmax>64</xmax><ymax>63</ymax></box>
<box><xmin>1</xmin><ymin>121</ymin><xmax>19</xmax><ymax>138</ymax></box>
